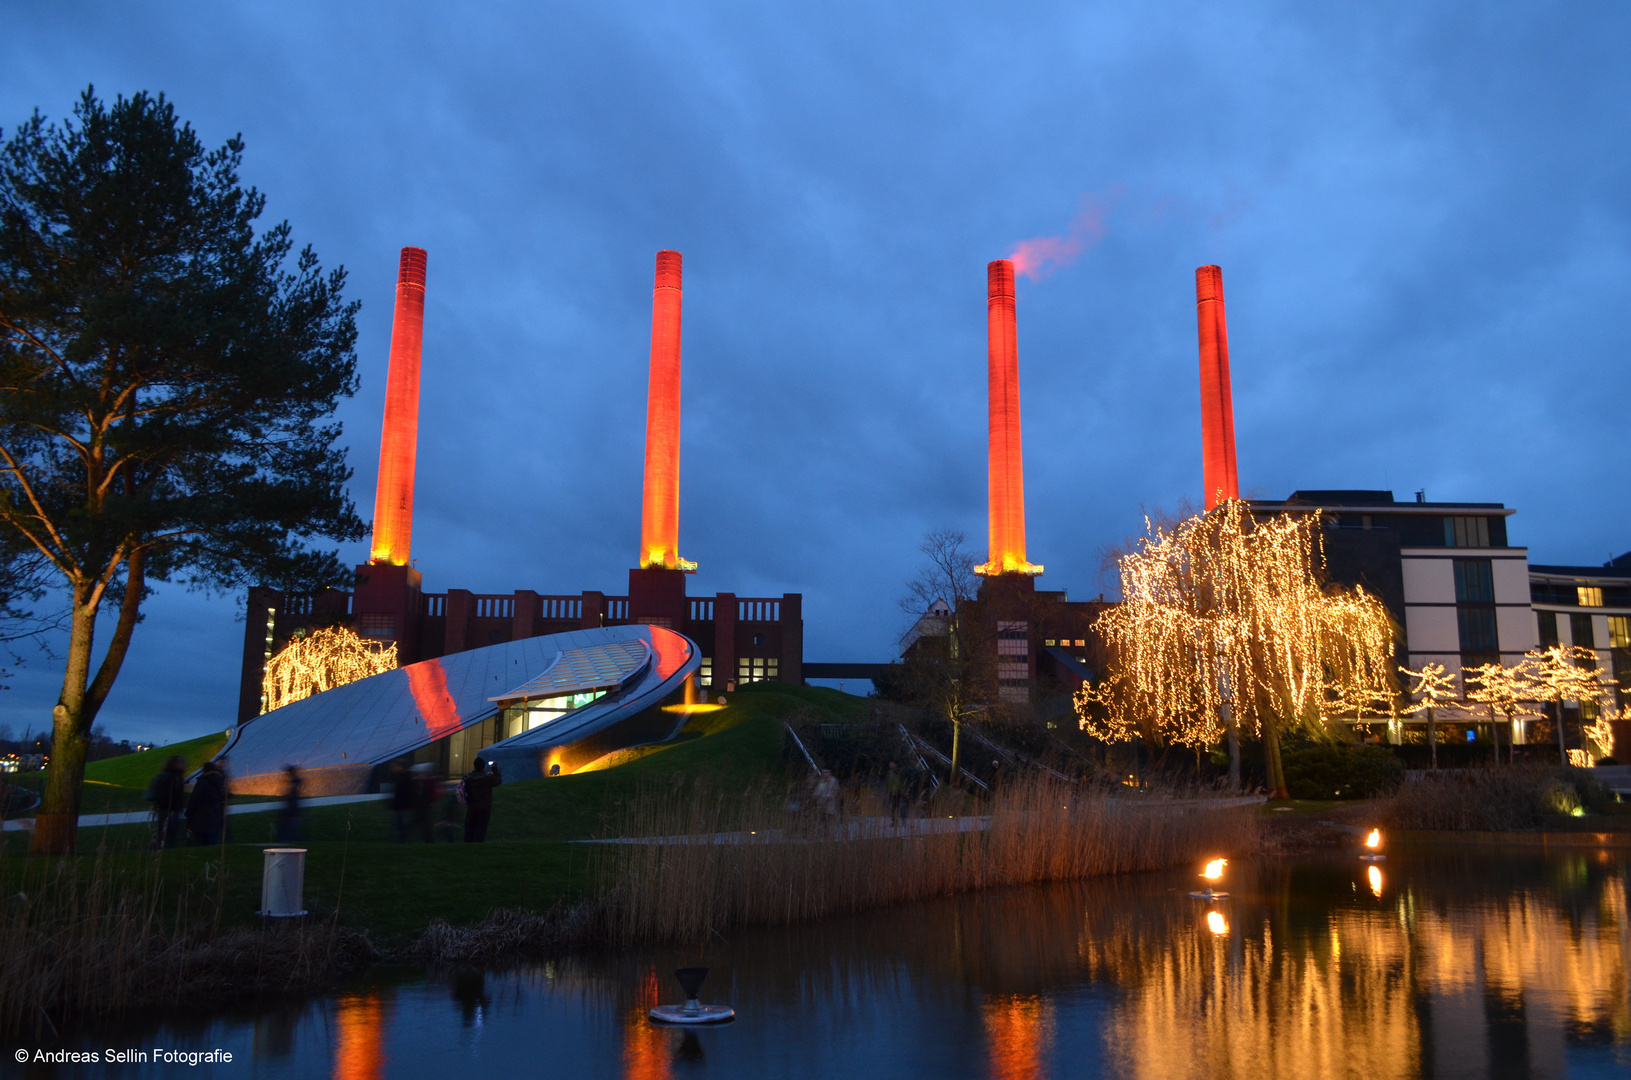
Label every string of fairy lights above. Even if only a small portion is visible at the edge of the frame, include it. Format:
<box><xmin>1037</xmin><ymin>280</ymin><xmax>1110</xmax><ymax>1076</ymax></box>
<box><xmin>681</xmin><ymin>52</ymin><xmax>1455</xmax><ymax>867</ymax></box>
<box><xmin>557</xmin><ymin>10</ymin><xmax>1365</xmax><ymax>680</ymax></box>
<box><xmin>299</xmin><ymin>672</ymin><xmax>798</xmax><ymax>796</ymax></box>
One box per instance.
<box><xmin>261</xmin><ymin>626</ymin><xmax>398</xmax><ymax>713</ymax></box>
<box><xmin>1075</xmin><ymin>502</ymin><xmax>1397</xmax><ymax>750</ymax></box>
<box><xmin>1076</xmin><ymin>500</ymin><xmax>1623</xmax><ymax>758</ymax></box>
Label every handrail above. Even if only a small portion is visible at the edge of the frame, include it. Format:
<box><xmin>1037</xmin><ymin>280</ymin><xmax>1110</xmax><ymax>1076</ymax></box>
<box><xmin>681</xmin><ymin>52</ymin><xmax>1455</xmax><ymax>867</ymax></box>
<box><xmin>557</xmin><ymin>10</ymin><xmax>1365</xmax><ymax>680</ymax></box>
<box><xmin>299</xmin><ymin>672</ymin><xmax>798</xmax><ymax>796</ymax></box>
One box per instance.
<box><xmin>784</xmin><ymin>723</ymin><xmax>821</xmax><ymax>776</ymax></box>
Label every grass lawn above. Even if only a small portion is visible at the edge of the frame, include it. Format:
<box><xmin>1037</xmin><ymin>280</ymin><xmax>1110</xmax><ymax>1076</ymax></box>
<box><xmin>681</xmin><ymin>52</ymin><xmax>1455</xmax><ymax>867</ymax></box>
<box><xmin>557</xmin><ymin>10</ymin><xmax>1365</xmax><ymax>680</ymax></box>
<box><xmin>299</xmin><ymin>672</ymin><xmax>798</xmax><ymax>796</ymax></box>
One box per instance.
<box><xmin>6</xmin><ymin>731</ymin><xmax>271</xmax><ymax>815</ymax></box>
<box><xmin>3</xmin><ymin>684</ymin><xmax>859</xmax><ymax>945</ymax></box>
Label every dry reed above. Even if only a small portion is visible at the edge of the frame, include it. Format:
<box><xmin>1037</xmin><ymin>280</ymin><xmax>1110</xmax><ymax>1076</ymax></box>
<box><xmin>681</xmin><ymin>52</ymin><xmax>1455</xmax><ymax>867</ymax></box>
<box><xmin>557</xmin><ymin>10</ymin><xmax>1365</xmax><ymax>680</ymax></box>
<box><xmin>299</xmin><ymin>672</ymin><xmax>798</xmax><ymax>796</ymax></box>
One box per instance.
<box><xmin>596</xmin><ymin>776</ymin><xmax>1258</xmax><ymax>945</ymax></box>
<box><xmin>1384</xmin><ymin>764</ymin><xmax>1607</xmax><ymax>832</ymax></box>
<box><xmin>0</xmin><ymin>847</ymin><xmax>371</xmax><ymax>1039</ymax></box>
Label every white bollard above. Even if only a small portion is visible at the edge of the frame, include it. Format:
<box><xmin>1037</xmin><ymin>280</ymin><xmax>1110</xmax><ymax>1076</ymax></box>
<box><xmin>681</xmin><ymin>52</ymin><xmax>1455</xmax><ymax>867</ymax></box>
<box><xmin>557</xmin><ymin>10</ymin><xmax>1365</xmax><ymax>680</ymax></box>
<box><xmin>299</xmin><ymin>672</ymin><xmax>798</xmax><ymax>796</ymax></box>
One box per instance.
<box><xmin>259</xmin><ymin>848</ymin><xmax>308</xmax><ymax>918</ymax></box>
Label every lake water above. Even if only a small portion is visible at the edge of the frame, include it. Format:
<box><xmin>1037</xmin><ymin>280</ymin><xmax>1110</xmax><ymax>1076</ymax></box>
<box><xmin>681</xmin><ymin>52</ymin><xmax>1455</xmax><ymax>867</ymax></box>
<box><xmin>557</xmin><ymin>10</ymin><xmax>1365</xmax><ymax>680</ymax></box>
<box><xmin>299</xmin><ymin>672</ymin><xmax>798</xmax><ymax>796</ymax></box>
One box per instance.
<box><xmin>17</xmin><ymin>849</ymin><xmax>1630</xmax><ymax>1079</ymax></box>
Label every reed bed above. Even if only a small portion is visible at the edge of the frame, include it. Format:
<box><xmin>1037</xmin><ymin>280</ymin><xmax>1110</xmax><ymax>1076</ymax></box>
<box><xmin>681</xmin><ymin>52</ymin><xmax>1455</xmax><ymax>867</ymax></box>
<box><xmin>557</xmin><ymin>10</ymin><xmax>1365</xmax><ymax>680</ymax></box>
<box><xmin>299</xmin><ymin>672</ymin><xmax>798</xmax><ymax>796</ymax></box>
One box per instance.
<box><xmin>597</xmin><ymin>776</ymin><xmax>1258</xmax><ymax>945</ymax></box>
<box><xmin>0</xmin><ymin>846</ymin><xmax>371</xmax><ymax>1039</ymax></box>
<box><xmin>1385</xmin><ymin>764</ymin><xmax>1611</xmax><ymax>831</ymax></box>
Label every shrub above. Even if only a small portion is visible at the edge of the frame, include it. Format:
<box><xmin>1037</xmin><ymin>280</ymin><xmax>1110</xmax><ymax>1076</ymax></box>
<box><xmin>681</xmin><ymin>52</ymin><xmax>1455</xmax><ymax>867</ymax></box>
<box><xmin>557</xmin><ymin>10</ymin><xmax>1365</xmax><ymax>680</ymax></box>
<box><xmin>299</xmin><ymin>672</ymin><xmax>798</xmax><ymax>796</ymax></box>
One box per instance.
<box><xmin>1280</xmin><ymin>745</ymin><xmax>1403</xmax><ymax>800</ymax></box>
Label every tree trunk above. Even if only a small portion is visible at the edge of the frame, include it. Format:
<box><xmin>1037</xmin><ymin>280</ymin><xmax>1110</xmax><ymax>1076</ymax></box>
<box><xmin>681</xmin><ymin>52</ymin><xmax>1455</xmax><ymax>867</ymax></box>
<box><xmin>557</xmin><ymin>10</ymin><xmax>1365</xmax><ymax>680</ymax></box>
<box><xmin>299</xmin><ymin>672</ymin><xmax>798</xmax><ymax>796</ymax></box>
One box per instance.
<box><xmin>1554</xmin><ymin>700</ymin><xmax>1567</xmax><ymax>765</ymax></box>
<box><xmin>31</xmin><ymin>552</ymin><xmax>146</xmax><ymax>855</ymax></box>
<box><xmin>1224</xmin><ymin>703</ymin><xmax>1240</xmax><ymax>792</ymax></box>
<box><xmin>949</xmin><ymin>717</ymin><xmax>961</xmax><ymax>788</ymax></box>
<box><xmin>1263</xmin><ymin>725</ymin><xmax>1289</xmax><ymax>800</ymax></box>
<box><xmin>1428</xmin><ymin>709</ymin><xmax>1437</xmax><ymax>770</ymax></box>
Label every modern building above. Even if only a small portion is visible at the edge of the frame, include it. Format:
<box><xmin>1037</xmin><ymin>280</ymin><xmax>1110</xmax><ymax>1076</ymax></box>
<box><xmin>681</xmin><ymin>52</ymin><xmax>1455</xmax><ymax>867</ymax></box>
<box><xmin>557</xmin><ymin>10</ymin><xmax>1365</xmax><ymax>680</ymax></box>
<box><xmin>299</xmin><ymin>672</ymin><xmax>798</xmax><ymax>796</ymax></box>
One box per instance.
<box><xmin>225</xmin><ymin>624</ymin><xmax>698</xmax><ymax>794</ymax></box>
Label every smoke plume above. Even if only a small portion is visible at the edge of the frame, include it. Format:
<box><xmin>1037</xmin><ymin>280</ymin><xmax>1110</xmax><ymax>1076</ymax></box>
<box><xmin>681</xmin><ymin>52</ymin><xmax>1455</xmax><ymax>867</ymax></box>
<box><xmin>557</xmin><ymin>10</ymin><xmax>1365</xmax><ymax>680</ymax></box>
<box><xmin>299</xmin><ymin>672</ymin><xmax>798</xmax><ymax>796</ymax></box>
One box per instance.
<box><xmin>1007</xmin><ymin>191</ymin><xmax>1119</xmax><ymax>280</ymax></box>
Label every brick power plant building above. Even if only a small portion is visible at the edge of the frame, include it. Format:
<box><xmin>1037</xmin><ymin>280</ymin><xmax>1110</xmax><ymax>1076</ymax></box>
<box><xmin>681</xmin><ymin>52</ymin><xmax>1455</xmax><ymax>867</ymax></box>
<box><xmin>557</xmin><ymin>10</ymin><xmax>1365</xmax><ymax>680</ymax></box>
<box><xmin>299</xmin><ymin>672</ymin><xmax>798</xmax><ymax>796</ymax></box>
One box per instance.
<box><xmin>238</xmin><ymin>248</ymin><xmax>802</xmax><ymax>725</ymax></box>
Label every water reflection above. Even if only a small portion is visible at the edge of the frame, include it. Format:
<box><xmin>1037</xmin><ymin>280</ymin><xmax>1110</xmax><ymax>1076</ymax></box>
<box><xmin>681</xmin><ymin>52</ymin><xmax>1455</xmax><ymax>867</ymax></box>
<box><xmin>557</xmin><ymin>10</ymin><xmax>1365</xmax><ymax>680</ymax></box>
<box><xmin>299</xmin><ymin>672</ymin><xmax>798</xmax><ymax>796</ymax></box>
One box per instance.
<box><xmin>332</xmin><ymin>992</ymin><xmax>389</xmax><ymax>1080</ymax></box>
<box><xmin>40</xmin><ymin>851</ymin><xmax>1631</xmax><ymax>1079</ymax></box>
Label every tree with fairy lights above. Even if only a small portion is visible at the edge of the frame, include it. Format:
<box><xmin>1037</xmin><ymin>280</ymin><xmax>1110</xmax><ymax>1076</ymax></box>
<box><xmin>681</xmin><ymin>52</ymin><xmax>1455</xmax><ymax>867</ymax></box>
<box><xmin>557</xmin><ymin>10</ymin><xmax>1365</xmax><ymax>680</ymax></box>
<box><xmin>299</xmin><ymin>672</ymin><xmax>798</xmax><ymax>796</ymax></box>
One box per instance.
<box><xmin>261</xmin><ymin>625</ymin><xmax>398</xmax><ymax>713</ymax></box>
<box><xmin>1525</xmin><ymin>645</ymin><xmax>1615</xmax><ymax>764</ymax></box>
<box><xmin>1462</xmin><ymin>662</ymin><xmax>1539</xmax><ymax>766</ymax></box>
<box><xmin>1399</xmin><ymin>662</ymin><xmax>1459</xmax><ymax>769</ymax></box>
<box><xmin>1077</xmin><ymin>500</ymin><xmax>1398</xmax><ymax>799</ymax></box>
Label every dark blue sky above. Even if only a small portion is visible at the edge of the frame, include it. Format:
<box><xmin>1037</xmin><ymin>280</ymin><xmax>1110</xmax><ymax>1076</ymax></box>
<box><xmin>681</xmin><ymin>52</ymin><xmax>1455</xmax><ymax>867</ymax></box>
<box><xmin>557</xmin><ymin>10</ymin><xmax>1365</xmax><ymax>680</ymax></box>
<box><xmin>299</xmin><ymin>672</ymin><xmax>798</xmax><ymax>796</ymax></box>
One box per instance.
<box><xmin>3</xmin><ymin>2</ymin><xmax>1628</xmax><ymax>744</ymax></box>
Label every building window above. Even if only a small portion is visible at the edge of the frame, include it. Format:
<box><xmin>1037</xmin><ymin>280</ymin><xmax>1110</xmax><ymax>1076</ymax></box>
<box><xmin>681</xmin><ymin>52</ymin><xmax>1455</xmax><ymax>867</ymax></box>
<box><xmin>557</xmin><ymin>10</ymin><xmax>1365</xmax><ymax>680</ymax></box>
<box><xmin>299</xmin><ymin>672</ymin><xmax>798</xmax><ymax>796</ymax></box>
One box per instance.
<box><xmin>699</xmin><ymin>657</ymin><xmax>712</xmax><ymax>687</ymax></box>
<box><xmin>1537</xmin><ymin>610</ymin><xmax>1559</xmax><ymax>647</ymax></box>
<box><xmin>1453</xmin><ymin>559</ymin><xmax>1494</xmax><ymax>603</ymax></box>
<box><xmin>1577</xmin><ymin>586</ymin><xmax>1604</xmax><ymax>608</ymax></box>
<box><xmin>1610</xmin><ymin>616</ymin><xmax>1630</xmax><ymax>651</ymax></box>
<box><xmin>996</xmin><ymin>620</ymin><xmax>1028</xmax><ymax>656</ymax></box>
<box><xmin>1457</xmin><ymin>608</ymin><xmax>1498</xmax><ymax>653</ymax></box>
<box><xmin>737</xmin><ymin>657</ymin><xmax>779</xmax><ymax>683</ymax></box>
<box><xmin>1570</xmin><ymin>612</ymin><xmax>1596</xmax><ymax>650</ymax></box>
<box><xmin>1444</xmin><ymin>516</ymin><xmax>1490</xmax><ymax>548</ymax></box>
<box><xmin>357</xmin><ymin>613</ymin><xmax>395</xmax><ymax>638</ymax></box>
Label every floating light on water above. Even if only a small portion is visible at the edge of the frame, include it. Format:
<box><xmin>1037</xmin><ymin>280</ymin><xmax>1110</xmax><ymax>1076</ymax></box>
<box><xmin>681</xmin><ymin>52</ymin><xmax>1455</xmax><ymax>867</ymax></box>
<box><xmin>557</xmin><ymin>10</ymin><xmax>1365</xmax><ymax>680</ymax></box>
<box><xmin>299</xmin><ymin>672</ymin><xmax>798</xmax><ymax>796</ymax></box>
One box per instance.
<box><xmin>1206</xmin><ymin>909</ymin><xmax>1229</xmax><ymax>935</ymax></box>
<box><xmin>1360</xmin><ymin>829</ymin><xmax>1386</xmax><ymax>862</ymax></box>
<box><xmin>1367</xmin><ymin>864</ymin><xmax>1383</xmax><ymax>898</ymax></box>
<box><xmin>1190</xmin><ymin>858</ymin><xmax>1230</xmax><ymax>900</ymax></box>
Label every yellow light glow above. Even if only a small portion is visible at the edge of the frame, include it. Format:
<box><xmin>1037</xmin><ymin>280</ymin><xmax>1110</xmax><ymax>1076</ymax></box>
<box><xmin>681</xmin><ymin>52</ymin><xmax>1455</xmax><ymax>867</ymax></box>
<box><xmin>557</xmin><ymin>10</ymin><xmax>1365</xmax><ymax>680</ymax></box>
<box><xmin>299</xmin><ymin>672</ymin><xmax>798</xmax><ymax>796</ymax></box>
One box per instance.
<box><xmin>1367</xmin><ymin>864</ymin><xmax>1383</xmax><ymax>897</ymax></box>
<box><xmin>661</xmin><ymin>703</ymin><xmax>725</xmax><ymax>714</ymax></box>
<box><xmin>1203</xmin><ymin>858</ymin><xmax>1226</xmax><ymax>881</ymax></box>
<box><xmin>1365</xmin><ymin>829</ymin><xmax>1381</xmax><ymax>850</ymax></box>
<box><xmin>262</xmin><ymin>626</ymin><xmax>397</xmax><ymax>714</ymax></box>
<box><xmin>1206</xmin><ymin>910</ymin><xmax>1228</xmax><ymax>935</ymax></box>
<box><xmin>1078</xmin><ymin>503</ymin><xmax>1397</xmax><ymax>752</ymax></box>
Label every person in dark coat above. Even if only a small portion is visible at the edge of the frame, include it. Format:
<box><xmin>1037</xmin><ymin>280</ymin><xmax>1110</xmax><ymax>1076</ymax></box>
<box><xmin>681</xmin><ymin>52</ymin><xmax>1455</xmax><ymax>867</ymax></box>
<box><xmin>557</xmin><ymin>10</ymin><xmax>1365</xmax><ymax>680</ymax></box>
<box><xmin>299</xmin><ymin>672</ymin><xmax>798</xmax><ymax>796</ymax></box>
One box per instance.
<box><xmin>186</xmin><ymin>759</ymin><xmax>229</xmax><ymax>845</ymax></box>
<box><xmin>276</xmin><ymin>765</ymin><xmax>304</xmax><ymax>842</ymax></box>
<box><xmin>409</xmin><ymin>763</ymin><xmax>436</xmax><ymax>843</ymax></box>
<box><xmin>146</xmin><ymin>755</ymin><xmax>188</xmax><ymax>849</ymax></box>
<box><xmin>390</xmin><ymin>760</ymin><xmax>415</xmax><ymax>842</ymax></box>
<box><xmin>461</xmin><ymin>758</ymin><xmax>502</xmax><ymax>842</ymax></box>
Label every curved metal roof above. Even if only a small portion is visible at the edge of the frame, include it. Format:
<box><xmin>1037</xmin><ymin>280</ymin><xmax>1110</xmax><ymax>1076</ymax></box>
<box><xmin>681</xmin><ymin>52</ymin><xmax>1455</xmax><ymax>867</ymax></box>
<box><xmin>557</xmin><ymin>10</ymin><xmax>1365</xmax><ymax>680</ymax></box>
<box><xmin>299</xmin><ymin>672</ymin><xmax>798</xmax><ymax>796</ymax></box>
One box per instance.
<box><xmin>223</xmin><ymin>624</ymin><xmax>697</xmax><ymax>789</ymax></box>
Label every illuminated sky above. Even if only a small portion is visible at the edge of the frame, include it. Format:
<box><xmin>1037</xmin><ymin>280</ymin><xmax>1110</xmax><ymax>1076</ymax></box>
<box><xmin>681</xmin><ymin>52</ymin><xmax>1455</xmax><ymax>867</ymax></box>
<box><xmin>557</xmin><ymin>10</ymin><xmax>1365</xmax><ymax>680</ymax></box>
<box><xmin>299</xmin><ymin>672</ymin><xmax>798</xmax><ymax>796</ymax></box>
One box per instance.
<box><xmin>3</xmin><ymin>2</ymin><xmax>1628</xmax><ymax>742</ymax></box>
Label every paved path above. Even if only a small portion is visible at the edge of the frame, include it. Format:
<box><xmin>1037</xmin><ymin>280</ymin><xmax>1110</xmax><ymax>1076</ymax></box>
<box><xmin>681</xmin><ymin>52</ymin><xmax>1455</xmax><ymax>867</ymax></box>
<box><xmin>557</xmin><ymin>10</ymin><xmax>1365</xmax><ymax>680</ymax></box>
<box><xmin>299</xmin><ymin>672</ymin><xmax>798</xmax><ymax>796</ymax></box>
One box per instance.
<box><xmin>1</xmin><ymin>792</ymin><xmax>388</xmax><ymax>833</ymax></box>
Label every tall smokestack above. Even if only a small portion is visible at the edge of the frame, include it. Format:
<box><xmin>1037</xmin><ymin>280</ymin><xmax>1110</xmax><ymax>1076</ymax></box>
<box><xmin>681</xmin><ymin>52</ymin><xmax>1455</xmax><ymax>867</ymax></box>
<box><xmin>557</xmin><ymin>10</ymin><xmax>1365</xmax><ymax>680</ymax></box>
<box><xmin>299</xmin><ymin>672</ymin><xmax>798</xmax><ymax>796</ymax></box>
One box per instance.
<box><xmin>369</xmin><ymin>247</ymin><xmax>427</xmax><ymax>566</ymax></box>
<box><xmin>639</xmin><ymin>250</ymin><xmax>695</xmax><ymax>571</ymax></box>
<box><xmin>976</xmin><ymin>260</ymin><xmax>1042</xmax><ymax>577</ymax></box>
<box><xmin>1195</xmin><ymin>265</ymin><xmax>1239</xmax><ymax>511</ymax></box>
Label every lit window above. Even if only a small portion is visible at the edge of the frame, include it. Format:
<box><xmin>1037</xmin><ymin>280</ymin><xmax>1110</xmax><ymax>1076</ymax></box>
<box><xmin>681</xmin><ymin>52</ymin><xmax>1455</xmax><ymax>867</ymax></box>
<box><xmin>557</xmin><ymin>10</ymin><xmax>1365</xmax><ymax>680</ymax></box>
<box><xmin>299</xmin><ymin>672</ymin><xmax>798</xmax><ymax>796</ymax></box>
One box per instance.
<box><xmin>1578</xmin><ymin>586</ymin><xmax>1603</xmax><ymax>608</ymax></box>
<box><xmin>1074</xmin><ymin>639</ymin><xmax>1086</xmax><ymax>647</ymax></box>
<box><xmin>699</xmin><ymin>657</ymin><xmax>712</xmax><ymax>687</ymax></box>
<box><xmin>357</xmin><ymin>613</ymin><xmax>395</xmax><ymax>638</ymax></box>
<box><xmin>1610</xmin><ymin>616</ymin><xmax>1630</xmax><ymax>650</ymax></box>
<box><xmin>1044</xmin><ymin>639</ymin><xmax>1056</xmax><ymax>646</ymax></box>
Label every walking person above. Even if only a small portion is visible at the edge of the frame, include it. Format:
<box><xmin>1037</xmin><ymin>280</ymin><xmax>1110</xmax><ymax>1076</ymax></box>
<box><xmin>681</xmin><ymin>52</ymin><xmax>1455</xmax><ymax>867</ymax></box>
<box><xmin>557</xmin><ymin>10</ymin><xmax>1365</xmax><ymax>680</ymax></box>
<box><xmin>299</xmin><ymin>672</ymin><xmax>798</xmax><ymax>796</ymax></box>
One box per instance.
<box><xmin>885</xmin><ymin>761</ymin><xmax>906</xmax><ymax>826</ymax></box>
<box><xmin>186</xmin><ymin>759</ymin><xmax>229</xmax><ymax>846</ymax></box>
<box><xmin>410</xmin><ymin>762</ymin><xmax>436</xmax><ymax>842</ymax></box>
<box><xmin>276</xmin><ymin>765</ymin><xmax>303</xmax><ymax>842</ymax></box>
<box><xmin>814</xmin><ymin>769</ymin><xmax>840</xmax><ymax>834</ymax></box>
<box><xmin>389</xmin><ymin>760</ymin><xmax>415</xmax><ymax>842</ymax></box>
<box><xmin>461</xmin><ymin>758</ymin><xmax>502</xmax><ymax>843</ymax></box>
<box><xmin>145</xmin><ymin>755</ymin><xmax>188</xmax><ymax>849</ymax></box>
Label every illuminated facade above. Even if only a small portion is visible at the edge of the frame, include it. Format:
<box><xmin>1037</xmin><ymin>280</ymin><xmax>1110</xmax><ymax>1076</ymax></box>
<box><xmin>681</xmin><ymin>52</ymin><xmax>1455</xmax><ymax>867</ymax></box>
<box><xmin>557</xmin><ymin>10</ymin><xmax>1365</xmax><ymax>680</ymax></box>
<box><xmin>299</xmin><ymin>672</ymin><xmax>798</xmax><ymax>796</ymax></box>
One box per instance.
<box><xmin>976</xmin><ymin>259</ymin><xmax>1041</xmax><ymax>578</ymax></box>
<box><xmin>226</xmin><ymin>623</ymin><xmax>699</xmax><ymax>794</ymax></box>
<box><xmin>640</xmin><ymin>250</ymin><xmax>693</xmax><ymax>572</ymax></box>
<box><xmin>369</xmin><ymin>247</ymin><xmax>426</xmax><ymax>567</ymax></box>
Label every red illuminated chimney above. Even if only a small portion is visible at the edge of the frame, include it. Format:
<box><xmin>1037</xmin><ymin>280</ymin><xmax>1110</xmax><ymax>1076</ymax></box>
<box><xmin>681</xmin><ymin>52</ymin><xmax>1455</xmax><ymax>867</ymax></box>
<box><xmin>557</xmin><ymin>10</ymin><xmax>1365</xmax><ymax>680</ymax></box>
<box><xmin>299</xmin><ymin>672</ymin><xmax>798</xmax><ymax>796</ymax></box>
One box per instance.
<box><xmin>639</xmin><ymin>250</ymin><xmax>694</xmax><ymax>572</ymax></box>
<box><xmin>370</xmin><ymin>247</ymin><xmax>427</xmax><ymax>565</ymax></box>
<box><xmin>976</xmin><ymin>259</ymin><xmax>1041</xmax><ymax>577</ymax></box>
<box><xmin>1195</xmin><ymin>265</ymin><xmax>1239</xmax><ymax>511</ymax></box>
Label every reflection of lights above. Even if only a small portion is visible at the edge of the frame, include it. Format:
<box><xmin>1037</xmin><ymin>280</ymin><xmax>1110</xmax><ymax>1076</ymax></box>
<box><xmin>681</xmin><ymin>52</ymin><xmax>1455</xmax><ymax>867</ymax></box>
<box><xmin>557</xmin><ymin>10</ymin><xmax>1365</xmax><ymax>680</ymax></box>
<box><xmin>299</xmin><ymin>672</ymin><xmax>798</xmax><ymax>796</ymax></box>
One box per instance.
<box><xmin>1203</xmin><ymin>859</ymin><xmax>1226</xmax><ymax>881</ymax></box>
<box><xmin>333</xmin><ymin>993</ymin><xmax>389</xmax><ymax>1080</ymax></box>
<box><xmin>1206</xmin><ymin>910</ymin><xmax>1228</xmax><ymax>935</ymax></box>
<box><xmin>982</xmin><ymin>994</ymin><xmax>1055</xmax><ymax>1080</ymax></box>
<box><xmin>1367</xmin><ymin>865</ymin><xmax>1383</xmax><ymax>898</ymax></box>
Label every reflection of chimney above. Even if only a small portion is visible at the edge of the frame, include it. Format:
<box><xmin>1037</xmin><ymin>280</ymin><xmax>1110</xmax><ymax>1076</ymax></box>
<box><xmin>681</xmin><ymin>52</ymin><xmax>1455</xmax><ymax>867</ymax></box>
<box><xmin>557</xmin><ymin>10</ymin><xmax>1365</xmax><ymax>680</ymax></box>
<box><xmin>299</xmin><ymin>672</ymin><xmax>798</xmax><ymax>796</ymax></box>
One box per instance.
<box><xmin>639</xmin><ymin>250</ymin><xmax>695</xmax><ymax>571</ymax></box>
<box><xmin>1195</xmin><ymin>265</ymin><xmax>1239</xmax><ymax>511</ymax></box>
<box><xmin>976</xmin><ymin>260</ymin><xmax>1041</xmax><ymax>577</ymax></box>
<box><xmin>370</xmin><ymin>247</ymin><xmax>427</xmax><ymax>565</ymax></box>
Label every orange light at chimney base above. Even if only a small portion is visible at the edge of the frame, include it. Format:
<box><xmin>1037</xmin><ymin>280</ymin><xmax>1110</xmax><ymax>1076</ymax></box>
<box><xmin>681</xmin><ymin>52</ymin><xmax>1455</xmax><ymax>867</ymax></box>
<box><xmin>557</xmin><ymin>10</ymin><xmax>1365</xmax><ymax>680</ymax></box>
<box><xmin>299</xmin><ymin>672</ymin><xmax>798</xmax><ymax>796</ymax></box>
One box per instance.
<box><xmin>975</xmin><ymin>259</ymin><xmax>1042</xmax><ymax>577</ymax></box>
<box><xmin>1196</xmin><ymin>265</ymin><xmax>1240</xmax><ymax>512</ymax></box>
<box><xmin>638</xmin><ymin>250</ymin><xmax>695</xmax><ymax>572</ymax></box>
<box><xmin>369</xmin><ymin>247</ymin><xmax>427</xmax><ymax>566</ymax></box>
